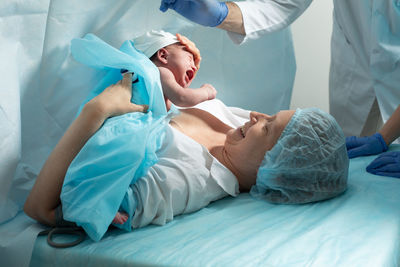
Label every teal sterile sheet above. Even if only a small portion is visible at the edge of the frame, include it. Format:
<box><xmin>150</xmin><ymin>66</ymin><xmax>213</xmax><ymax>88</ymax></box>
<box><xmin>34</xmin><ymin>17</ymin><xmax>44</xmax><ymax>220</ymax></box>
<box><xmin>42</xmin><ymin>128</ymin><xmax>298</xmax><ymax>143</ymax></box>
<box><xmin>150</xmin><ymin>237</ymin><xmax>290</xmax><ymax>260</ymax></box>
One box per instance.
<box><xmin>30</xmin><ymin>146</ymin><xmax>400</xmax><ymax>267</ymax></box>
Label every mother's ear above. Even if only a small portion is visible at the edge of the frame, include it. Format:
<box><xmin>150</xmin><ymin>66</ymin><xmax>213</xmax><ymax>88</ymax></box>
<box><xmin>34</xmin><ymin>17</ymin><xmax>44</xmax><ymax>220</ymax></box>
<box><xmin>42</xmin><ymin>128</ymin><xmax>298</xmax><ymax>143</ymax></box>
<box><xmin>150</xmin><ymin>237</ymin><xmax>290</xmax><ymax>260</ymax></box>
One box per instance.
<box><xmin>155</xmin><ymin>48</ymin><xmax>169</xmax><ymax>65</ymax></box>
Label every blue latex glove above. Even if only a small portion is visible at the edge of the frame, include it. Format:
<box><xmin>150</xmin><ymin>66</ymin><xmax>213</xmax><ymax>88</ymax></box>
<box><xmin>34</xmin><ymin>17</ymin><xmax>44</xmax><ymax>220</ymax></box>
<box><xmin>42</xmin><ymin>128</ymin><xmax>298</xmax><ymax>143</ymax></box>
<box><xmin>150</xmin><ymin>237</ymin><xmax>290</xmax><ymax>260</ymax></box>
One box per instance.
<box><xmin>366</xmin><ymin>151</ymin><xmax>400</xmax><ymax>178</ymax></box>
<box><xmin>159</xmin><ymin>0</ymin><xmax>229</xmax><ymax>27</ymax></box>
<box><xmin>346</xmin><ymin>133</ymin><xmax>388</xmax><ymax>159</ymax></box>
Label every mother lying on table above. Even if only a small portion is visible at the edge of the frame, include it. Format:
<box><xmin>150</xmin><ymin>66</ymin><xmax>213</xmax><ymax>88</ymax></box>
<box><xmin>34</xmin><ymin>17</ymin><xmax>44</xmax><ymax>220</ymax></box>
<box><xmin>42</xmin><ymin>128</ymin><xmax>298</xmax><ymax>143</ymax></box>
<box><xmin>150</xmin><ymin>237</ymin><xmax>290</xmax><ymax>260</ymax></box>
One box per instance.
<box><xmin>24</xmin><ymin>73</ymin><xmax>349</xmax><ymax>231</ymax></box>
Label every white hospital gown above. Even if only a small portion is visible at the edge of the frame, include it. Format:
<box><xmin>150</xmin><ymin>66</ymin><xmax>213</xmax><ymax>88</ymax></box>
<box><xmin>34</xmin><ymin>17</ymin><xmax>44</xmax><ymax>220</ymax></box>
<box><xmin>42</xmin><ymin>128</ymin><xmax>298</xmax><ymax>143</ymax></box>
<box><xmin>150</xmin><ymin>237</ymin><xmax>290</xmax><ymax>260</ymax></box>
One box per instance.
<box><xmin>131</xmin><ymin>100</ymin><xmax>247</xmax><ymax>228</ymax></box>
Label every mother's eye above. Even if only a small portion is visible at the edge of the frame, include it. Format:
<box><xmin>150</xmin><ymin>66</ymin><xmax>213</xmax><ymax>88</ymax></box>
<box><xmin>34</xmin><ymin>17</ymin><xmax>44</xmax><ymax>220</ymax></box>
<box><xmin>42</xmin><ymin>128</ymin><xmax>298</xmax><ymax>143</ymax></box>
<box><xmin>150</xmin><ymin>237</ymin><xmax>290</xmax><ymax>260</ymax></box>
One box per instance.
<box><xmin>263</xmin><ymin>125</ymin><xmax>269</xmax><ymax>134</ymax></box>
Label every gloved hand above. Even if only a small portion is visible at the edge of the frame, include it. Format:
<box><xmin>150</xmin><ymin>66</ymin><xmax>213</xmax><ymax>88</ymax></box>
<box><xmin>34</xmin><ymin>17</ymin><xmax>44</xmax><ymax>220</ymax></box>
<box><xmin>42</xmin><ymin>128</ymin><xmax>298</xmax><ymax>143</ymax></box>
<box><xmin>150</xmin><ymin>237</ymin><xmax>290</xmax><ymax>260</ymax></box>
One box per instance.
<box><xmin>366</xmin><ymin>151</ymin><xmax>400</xmax><ymax>178</ymax></box>
<box><xmin>159</xmin><ymin>0</ymin><xmax>229</xmax><ymax>27</ymax></box>
<box><xmin>346</xmin><ymin>133</ymin><xmax>388</xmax><ymax>159</ymax></box>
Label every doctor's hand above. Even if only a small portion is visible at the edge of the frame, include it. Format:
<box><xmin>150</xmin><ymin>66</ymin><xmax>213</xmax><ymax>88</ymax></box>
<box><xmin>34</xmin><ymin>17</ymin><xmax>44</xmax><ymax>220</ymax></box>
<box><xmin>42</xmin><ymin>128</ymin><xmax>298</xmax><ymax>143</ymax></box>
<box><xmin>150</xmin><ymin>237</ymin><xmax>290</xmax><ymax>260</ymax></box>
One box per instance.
<box><xmin>366</xmin><ymin>151</ymin><xmax>400</xmax><ymax>178</ymax></box>
<box><xmin>89</xmin><ymin>73</ymin><xmax>148</xmax><ymax>119</ymax></box>
<box><xmin>160</xmin><ymin>0</ymin><xmax>228</xmax><ymax>27</ymax></box>
<box><xmin>176</xmin><ymin>33</ymin><xmax>201</xmax><ymax>71</ymax></box>
<box><xmin>346</xmin><ymin>133</ymin><xmax>388</xmax><ymax>159</ymax></box>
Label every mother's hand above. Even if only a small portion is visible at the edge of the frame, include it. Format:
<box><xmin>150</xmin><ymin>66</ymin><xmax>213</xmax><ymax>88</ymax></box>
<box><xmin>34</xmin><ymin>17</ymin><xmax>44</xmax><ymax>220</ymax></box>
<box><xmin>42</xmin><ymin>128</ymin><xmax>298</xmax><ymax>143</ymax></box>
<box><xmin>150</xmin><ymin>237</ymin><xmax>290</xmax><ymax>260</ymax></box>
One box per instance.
<box><xmin>89</xmin><ymin>73</ymin><xmax>148</xmax><ymax>119</ymax></box>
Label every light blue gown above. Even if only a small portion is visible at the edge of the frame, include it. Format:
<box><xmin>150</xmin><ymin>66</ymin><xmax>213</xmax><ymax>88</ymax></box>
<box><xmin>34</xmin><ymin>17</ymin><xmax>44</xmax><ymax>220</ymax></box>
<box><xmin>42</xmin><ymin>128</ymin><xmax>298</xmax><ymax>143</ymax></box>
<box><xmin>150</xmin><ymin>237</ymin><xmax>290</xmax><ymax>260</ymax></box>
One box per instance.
<box><xmin>60</xmin><ymin>34</ymin><xmax>176</xmax><ymax>241</ymax></box>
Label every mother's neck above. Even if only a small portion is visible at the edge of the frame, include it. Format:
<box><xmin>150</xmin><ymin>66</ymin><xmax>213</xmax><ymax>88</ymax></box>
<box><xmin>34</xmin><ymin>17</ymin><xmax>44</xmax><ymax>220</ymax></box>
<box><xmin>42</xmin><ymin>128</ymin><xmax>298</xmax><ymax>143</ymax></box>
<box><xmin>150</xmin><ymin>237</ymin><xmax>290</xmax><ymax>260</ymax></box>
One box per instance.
<box><xmin>210</xmin><ymin>146</ymin><xmax>255</xmax><ymax>192</ymax></box>
<box><xmin>172</xmin><ymin>108</ymin><xmax>255</xmax><ymax>191</ymax></box>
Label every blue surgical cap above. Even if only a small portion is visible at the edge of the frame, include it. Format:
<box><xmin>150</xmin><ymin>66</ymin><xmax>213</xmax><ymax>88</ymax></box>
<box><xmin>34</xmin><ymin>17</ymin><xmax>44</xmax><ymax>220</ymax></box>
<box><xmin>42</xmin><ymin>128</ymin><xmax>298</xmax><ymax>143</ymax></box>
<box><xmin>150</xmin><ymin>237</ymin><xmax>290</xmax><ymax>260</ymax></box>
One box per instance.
<box><xmin>250</xmin><ymin>108</ymin><xmax>349</xmax><ymax>204</ymax></box>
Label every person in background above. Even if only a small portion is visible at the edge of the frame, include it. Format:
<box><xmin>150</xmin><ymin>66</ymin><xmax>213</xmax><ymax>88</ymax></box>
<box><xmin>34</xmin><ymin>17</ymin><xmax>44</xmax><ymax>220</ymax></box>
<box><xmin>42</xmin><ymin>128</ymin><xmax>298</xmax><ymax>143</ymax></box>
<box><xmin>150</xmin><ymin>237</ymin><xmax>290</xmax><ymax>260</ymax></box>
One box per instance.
<box><xmin>346</xmin><ymin>105</ymin><xmax>400</xmax><ymax>178</ymax></box>
<box><xmin>159</xmin><ymin>0</ymin><xmax>400</xmax><ymax>141</ymax></box>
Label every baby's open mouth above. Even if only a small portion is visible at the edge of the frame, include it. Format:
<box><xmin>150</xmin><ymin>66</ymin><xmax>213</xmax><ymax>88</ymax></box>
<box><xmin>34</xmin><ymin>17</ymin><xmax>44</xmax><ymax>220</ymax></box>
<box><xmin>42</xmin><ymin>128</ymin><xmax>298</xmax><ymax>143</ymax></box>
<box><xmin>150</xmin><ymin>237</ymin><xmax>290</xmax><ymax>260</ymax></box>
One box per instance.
<box><xmin>186</xmin><ymin>69</ymin><xmax>194</xmax><ymax>83</ymax></box>
<box><xmin>240</xmin><ymin>126</ymin><xmax>245</xmax><ymax>138</ymax></box>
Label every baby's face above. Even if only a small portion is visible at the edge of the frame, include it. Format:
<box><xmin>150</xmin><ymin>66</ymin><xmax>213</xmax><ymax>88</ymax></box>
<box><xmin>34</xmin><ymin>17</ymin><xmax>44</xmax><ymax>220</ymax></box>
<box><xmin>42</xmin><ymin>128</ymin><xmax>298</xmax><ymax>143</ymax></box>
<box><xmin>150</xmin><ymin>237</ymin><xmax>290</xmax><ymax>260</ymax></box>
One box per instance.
<box><xmin>164</xmin><ymin>44</ymin><xmax>197</xmax><ymax>88</ymax></box>
<box><xmin>224</xmin><ymin>110</ymin><xmax>295</xmax><ymax>190</ymax></box>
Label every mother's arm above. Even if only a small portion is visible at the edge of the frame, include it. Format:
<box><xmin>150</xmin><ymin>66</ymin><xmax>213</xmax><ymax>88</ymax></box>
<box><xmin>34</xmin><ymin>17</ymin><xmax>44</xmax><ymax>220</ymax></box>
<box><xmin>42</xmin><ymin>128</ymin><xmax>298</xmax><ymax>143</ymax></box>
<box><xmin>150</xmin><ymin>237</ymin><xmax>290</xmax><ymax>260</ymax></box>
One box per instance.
<box><xmin>23</xmin><ymin>73</ymin><xmax>147</xmax><ymax>226</ymax></box>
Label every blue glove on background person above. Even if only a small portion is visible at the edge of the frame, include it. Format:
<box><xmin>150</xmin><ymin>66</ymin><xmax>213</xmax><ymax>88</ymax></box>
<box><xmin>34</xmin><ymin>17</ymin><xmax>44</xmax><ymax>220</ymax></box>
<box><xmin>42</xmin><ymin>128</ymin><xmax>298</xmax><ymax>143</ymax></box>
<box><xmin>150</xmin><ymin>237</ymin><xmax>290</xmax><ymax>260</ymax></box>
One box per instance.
<box><xmin>346</xmin><ymin>133</ymin><xmax>388</xmax><ymax>159</ymax></box>
<box><xmin>159</xmin><ymin>0</ymin><xmax>229</xmax><ymax>27</ymax></box>
<box><xmin>366</xmin><ymin>151</ymin><xmax>400</xmax><ymax>178</ymax></box>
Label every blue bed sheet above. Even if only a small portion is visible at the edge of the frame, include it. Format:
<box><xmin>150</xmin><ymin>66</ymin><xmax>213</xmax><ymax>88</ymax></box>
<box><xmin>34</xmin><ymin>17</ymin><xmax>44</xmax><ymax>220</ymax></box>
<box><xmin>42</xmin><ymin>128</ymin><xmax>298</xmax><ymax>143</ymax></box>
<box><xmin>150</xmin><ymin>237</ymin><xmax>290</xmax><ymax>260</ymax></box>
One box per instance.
<box><xmin>30</xmin><ymin>147</ymin><xmax>400</xmax><ymax>267</ymax></box>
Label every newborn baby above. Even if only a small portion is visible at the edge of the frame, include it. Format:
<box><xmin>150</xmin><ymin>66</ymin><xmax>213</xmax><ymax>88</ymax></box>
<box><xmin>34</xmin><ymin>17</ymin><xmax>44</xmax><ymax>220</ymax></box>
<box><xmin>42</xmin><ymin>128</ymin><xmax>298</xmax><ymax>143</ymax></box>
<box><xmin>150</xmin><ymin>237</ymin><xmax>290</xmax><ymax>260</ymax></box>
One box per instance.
<box><xmin>134</xmin><ymin>30</ymin><xmax>217</xmax><ymax>111</ymax></box>
<box><xmin>113</xmin><ymin>31</ymin><xmax>217</xmax><ymax>225</ymax></box>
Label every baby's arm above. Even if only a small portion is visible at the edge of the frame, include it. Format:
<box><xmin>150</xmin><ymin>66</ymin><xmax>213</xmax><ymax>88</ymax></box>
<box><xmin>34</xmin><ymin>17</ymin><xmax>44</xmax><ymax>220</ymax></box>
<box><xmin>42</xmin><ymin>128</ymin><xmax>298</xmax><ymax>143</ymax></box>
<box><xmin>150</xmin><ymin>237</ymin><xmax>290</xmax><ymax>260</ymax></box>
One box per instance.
<box><xmin>159</xmin><ymin>66</ymin><xmax>217</xmax><ymax>107</ymax></box>
<box><xmin>24</xmin><ymin>73</ymin><xmax>147</xmax><ymax>226</ymax></box>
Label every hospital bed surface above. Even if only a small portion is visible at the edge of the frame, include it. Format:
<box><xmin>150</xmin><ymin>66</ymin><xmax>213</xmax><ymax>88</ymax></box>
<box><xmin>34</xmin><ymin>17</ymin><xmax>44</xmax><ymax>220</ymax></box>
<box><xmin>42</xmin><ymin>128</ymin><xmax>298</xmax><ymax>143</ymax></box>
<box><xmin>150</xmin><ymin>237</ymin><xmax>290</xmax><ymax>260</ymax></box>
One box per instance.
<box><xmin>30</xmin><ymin>148</ymin><xmax>400</xmax><ymax>267</ymax></box>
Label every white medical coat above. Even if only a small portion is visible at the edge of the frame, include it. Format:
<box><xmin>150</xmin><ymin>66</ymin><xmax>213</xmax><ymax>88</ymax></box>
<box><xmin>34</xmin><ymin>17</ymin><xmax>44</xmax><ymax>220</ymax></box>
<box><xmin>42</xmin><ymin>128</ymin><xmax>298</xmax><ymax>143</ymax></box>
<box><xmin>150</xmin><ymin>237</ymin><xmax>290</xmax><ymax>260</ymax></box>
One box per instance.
<box><xmin>232</xmin><ymin>0</ymin><xmax>400</xmax><ymax>136</ymax></box>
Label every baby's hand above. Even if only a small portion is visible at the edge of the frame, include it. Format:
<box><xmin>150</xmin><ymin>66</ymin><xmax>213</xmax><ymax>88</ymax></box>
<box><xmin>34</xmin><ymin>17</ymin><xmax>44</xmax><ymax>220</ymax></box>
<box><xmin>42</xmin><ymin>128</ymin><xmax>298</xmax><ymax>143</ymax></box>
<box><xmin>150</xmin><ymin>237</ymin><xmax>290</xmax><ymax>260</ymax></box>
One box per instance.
<box><xmin>200</xmin><ymin>84</ymin><xmax>217</xmax><ymax>100</ymax></box>
<box><xmin>112</xmin><ymin>211</ymin><xmax>128</xmax><ymax>225</ymax></box>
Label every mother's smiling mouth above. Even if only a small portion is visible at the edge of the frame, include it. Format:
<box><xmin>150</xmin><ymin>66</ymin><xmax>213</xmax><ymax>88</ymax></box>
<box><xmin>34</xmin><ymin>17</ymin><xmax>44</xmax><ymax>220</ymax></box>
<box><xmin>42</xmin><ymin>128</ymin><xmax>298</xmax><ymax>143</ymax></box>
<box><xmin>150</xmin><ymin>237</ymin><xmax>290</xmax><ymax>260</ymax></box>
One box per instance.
<box><xmin>240</xmin><ymin>126</ymin><xmax>245</xmax><ymax>138</ymax></box>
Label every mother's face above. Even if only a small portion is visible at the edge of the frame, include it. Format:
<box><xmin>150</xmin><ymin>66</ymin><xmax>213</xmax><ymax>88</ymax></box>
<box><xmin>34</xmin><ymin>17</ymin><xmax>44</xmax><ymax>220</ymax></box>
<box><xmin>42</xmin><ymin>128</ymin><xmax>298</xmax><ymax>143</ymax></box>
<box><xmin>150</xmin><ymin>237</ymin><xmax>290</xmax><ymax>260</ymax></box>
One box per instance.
<box><xmin>224</xmin><ymin>110</ymin><xmax>295</xmax><ymax>190</ymax></box>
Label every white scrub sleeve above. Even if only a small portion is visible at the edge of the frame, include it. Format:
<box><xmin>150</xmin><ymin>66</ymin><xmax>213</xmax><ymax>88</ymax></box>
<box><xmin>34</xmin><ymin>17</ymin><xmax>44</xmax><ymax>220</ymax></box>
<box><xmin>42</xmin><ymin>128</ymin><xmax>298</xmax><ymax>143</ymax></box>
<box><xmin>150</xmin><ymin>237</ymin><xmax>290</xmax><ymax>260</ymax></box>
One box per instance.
<box><xmin>228</xmin><ymin>0</ymin><xmax>313</xmax><ymax>44</ymax></box>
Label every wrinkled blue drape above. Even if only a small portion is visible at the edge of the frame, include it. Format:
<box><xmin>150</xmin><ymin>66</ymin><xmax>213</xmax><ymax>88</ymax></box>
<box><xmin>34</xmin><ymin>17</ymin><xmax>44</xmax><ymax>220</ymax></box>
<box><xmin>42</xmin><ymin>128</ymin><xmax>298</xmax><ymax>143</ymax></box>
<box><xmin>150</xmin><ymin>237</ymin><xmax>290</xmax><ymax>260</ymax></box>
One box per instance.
<box><xmin>61</xmin><ymin>34</ymin><xmax>175</xmax><ymax>241</ymax></box>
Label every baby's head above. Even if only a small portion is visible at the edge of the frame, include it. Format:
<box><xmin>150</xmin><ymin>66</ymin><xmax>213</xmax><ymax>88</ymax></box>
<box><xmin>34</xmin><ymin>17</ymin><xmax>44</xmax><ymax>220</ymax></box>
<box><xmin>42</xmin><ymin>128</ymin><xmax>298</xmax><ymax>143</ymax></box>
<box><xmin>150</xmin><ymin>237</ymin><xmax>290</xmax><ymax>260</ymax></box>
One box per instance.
<box><xmin>133</xmin><ymin>30</ymin><xmax>197</xmax><ymax>88</ymax></box>
<box><xmin>251</xmin><ymin>108</ymin><xmax>349</xmax><ymax>204</ymax></box>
